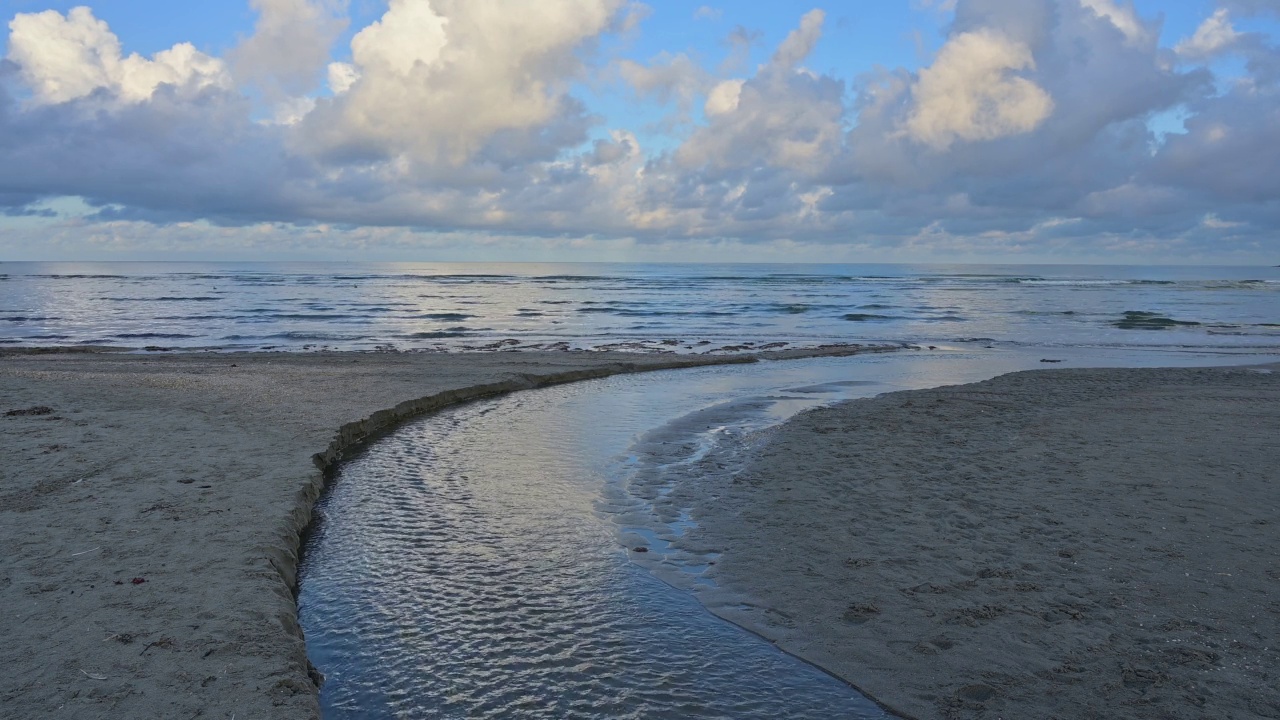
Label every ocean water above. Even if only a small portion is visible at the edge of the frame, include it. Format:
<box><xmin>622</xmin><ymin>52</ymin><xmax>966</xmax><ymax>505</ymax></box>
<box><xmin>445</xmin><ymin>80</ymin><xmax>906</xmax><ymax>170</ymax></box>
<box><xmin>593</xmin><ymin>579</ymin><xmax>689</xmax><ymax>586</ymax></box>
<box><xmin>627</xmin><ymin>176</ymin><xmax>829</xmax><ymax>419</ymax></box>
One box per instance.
<box><xmin>1</xmin><ymin>262</ymin><xmax>1276</xmax><ymax>353</ymax></box>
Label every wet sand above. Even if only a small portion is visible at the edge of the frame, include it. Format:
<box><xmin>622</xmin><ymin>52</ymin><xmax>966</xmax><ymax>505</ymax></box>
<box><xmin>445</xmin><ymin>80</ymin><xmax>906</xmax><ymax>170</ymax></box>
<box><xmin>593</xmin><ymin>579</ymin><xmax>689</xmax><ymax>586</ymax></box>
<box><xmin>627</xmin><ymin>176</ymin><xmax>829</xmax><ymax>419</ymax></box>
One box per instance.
<box><xmin>2</xmin><ymin>348</ymin><xmax>849</xmax><ymax>719</ymax></box>
<box><xmin>681</xmin><ymin>365</ymin><xmax>1280</xmax><ymax>719</ymax></box>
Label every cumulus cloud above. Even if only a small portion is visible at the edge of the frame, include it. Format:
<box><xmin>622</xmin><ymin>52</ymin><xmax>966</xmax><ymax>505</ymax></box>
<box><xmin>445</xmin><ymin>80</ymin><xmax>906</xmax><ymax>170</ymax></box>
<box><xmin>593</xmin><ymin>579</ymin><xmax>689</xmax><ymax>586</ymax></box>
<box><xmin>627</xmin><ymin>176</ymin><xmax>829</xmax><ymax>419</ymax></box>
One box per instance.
<box><xmin>1078</xmin><ymin>0</ymin><xmax>1151</xmax><ymax>45</ymax></box>
<box><xmin>326</xmin><ymin>61</ymin><xmax>358</xmax><ymax>94</ymax></box>
<box><xmin>904</xmin><ymin>29</ymin><xmax>1054</xmax><ymax>149</ymax></box>
<box><xmin>0</xmin><ymin>0</ymin><xmax>1278</xmax><ymax>261</ymax></box>
<box><xmin>1176</xmin><ymin>9</ymin><xmax>1241</xmax><ymax>60</ymax></box>
<box><xmin>820</xmin><ymin>0</ymin><xmax>1230</xmax><ymax>249</ymax></box>
<box><xmin>298</xmin><ymin>0</ymin><xmax>621</xmax><ymax>166</ymax></box>
<box><xmin>6</xmin><ymin>7</ymin><xmax>229</xmax><ymax>104</ymax></box>
<box><xmin>618</xmin><ymin>52</ymin><xmax>709</xmax><ymax>117</ymax></box>
<box><xmin>703</xmin><ymin>79</ymin><xmax>744</xmax><ymax>116</ymax></box>
<box><xmin>770</xmin><ymin>8</ymin><xmax>825</xmax><ymax>71</ymax></box>
<box><xmin>674</xmin><ymin>9</ymin><xmax>844</xmax><ymax>175</ymax></box>
<box><xmin>349</xmin><ymin>0</ymin><xmax>448</xmax><ymax>77</ymax></box>
<box><xmin>230</xmin><ymin>0</ymin><xmax>346</xmax><ymax>102</ymax></box>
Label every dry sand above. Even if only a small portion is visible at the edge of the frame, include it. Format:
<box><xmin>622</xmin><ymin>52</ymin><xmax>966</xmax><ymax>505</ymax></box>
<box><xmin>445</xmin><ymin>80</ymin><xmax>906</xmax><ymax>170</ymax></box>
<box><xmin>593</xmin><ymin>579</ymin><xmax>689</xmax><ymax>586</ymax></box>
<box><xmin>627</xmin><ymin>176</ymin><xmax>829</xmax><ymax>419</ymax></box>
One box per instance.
<box><xmin>2</xmin><ymin>347</ymin><xmax>849</xmax><ymax>719</ymax></box>
<box><xmin>679</xmin><ymin>365</ymin><xmax>1280</xmax><ymax>720</ymax></box>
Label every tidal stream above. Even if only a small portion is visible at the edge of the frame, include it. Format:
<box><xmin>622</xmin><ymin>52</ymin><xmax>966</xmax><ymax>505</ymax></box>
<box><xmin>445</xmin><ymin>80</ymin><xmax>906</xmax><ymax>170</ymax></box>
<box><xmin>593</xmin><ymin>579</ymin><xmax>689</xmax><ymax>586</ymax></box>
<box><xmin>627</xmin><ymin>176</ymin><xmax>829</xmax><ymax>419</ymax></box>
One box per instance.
<box><xmin>298</xmin><ymin>347</ymin><xmax>1275</xmax><ymax>718</ymax></box>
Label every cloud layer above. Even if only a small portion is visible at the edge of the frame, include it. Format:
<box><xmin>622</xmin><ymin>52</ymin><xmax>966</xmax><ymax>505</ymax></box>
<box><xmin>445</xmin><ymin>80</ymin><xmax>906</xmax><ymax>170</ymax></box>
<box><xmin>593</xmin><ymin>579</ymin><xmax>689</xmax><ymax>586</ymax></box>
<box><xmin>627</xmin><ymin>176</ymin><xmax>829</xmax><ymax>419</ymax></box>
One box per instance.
<box><xmin>2</xmin><ymin>0</ymin><xmax>1279</xmax><ymax>260</ymax></box>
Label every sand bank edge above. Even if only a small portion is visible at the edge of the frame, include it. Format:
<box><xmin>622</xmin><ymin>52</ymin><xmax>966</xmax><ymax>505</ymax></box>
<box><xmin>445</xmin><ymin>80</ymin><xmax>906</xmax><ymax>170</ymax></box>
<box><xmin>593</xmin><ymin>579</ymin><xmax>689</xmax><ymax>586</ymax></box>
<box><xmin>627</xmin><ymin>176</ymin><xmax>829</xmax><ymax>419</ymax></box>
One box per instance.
<box><xmin>281</xmin><ymin>345</ymin><xmax>901</xmax><ymax>700</ymax></box>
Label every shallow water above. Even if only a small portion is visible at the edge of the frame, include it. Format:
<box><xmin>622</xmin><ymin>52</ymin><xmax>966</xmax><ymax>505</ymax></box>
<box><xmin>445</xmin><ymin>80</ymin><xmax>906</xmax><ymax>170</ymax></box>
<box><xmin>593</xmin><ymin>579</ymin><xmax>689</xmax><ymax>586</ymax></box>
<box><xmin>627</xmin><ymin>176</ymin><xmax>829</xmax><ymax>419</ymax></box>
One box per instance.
<box><xmin>298</xmin><ymin>347</ymin><xmax>1278</xmax><ymax>719</ymax></box>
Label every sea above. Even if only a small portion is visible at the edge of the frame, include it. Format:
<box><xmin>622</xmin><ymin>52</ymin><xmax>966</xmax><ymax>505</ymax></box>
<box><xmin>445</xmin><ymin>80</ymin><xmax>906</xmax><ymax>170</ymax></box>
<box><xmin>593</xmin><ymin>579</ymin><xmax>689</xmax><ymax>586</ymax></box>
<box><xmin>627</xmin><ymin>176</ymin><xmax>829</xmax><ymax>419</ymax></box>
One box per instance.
<box><xmin>2</xmin><ymin>262</ymin><xmax>1277</xmax><ymax>355</ymax></box>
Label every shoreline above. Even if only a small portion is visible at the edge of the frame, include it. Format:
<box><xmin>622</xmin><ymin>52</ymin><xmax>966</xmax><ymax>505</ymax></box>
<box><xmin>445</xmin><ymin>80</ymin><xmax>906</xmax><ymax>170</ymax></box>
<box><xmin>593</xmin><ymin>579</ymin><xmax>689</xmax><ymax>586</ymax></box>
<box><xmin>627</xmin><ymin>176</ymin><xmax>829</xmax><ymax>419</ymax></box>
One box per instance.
<box><xmin>678</xmin><ymin>364</ymin><xmax>1280</xmax><ymax>719</ymax></box>
<box><xmin>0</xmin><ymin>345</ymin><xmax>892</xmax><ymax>719</ymax></box>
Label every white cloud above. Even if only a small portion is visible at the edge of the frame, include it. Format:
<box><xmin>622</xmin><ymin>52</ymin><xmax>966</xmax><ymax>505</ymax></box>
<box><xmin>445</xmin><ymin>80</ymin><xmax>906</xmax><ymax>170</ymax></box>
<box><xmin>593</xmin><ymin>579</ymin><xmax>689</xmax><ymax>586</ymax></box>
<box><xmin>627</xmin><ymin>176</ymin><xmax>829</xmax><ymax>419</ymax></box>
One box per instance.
<box><xmin>272</xmin><ymin>96</ymin><xmax>316</xmax><ymax>125</ymax></box>
<box><xmin>904</xmin><ymin>29</ymin><xmax>1054</xmax><ymax>150</ymax></box>
<box><xmin>1079</xmin><ymin>0</ymin><xmax>1150</xmax><ymax>45</ymax></box>
<box><xmin>674</xmin><ymin>10</ymin><xmax>844</xmax><ymax>175</ymax></box>
<box><xmin>349</xmin><ymin>0</ymin><xmax>448</xmax><ymax>77</ymax></box>
<box><xmin>0</xmin><ymin>0</ymin><xmax>1278</xmax><ymax>262</ymax></box>
<box><xmin>6</xmin><ymin>7</ymin><xmax>229</xmax><ymax>105</ymax></box>
<box><xmin>618</xmin><ymin>52</ymin><xmax>708</xmax><ymax>115</ymax></box>
<box><xmin>300</xmin><ymin>0</ymin><xmax>622</xmax><ymax>166</ymax></box>
<box><xmin>230</xmin><ymin>0</ymin><xmax>347</xmax><ymax>99</ymax></box>
<box><xmin>327</xmin><ymin>62</ymin><xmax>359</xmax><ymax>94</ymax></box>
<box><xmin>1175</xmin><ymin>9</ymin><xmax>1241</xmax><ymax>60</ymax></box>
<box><xmin>769</xmin><ymin>8</ymin><xmax>824</xmax><ymax>72</ymax></box>
<box><xmin>704</xmin><ymin>79</ymin><xmax>744</xmax><ymax>116</ymax></box>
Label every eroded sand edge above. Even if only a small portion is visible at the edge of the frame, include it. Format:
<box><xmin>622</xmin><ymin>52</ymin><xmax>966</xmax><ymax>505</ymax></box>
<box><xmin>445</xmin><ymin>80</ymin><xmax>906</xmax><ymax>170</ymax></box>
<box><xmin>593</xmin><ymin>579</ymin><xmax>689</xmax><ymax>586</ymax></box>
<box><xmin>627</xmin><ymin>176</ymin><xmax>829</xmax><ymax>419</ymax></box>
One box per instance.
<box><xmin>0</xmin><ymin>346</ymin><xmax>898</xmax><ymax>719</ymax></box>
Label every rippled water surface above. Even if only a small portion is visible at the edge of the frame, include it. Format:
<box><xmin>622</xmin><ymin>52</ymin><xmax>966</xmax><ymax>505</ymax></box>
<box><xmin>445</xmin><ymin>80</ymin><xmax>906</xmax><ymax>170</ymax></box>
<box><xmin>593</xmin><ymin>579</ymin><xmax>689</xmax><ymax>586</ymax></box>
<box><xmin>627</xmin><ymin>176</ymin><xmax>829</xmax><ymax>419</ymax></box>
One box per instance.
<box><xmin>300</xmin><ymin>359</ymin><xmax>898</xmax><ymax>719</ymax></box>
<box><xmin>298</xmin><ymin>349</ymin><xmax>1278</xmax><ymax>719</ymax></box>
<box><xmin>2</xmin><ymin>262</ymin><xmax>1277</xmax><ymax>352</ymax></box>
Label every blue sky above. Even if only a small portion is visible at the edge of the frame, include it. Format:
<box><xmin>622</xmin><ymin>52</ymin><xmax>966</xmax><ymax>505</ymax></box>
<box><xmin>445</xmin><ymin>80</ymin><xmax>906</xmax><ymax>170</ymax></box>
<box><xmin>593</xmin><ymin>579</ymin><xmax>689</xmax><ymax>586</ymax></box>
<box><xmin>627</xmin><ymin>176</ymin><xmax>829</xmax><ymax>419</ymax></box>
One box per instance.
<box><xmin>0</xmin><ymin>1</ymin><xmax>1235</xmax><ymax>72</ymax></box>
<box><xmin>1</xmin><ymin>1</ymin><xmax>1278</xmax><ymax>262</ymax></box>
<box><xmin>0</xmin><ymin>2</ymin><xmax>938</xmax><ymax>67</ymax></box>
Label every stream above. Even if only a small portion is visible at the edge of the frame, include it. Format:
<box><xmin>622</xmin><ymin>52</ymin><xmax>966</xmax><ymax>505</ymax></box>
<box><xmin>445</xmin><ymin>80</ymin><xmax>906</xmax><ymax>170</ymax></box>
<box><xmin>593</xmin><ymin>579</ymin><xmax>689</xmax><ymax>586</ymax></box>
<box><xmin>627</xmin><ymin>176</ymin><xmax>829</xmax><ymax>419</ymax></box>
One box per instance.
<box><xmin>298</xmin><ymin>347</ymin><xmax>1274</xmax><ymax>718</ymax></box>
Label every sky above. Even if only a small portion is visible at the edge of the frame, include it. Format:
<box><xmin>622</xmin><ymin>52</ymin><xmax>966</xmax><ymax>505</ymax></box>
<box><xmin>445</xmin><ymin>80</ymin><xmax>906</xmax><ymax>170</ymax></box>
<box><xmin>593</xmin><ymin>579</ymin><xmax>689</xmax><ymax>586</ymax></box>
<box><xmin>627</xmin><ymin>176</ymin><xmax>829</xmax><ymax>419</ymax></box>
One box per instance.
<box><xmin>0</xmin><ymin>0</ymin><xmax>1278</xmax><ymax>263</ymax></box>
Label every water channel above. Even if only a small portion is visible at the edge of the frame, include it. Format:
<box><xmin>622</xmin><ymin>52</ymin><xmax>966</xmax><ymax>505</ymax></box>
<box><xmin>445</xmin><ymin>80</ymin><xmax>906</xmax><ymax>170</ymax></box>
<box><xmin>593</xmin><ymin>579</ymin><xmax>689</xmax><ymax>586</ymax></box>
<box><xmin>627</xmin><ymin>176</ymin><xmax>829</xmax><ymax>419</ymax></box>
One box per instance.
<box><xmin>298</xmin><ymin>347</ymin><xmax>1275</xmax><ymax>718</ymax></box>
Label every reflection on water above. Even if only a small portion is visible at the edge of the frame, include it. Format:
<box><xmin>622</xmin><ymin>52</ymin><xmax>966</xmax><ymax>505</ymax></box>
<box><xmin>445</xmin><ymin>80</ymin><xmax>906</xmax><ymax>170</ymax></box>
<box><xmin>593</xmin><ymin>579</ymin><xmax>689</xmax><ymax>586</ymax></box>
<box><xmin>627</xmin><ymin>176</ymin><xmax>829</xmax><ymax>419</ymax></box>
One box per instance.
<box><xmin>298</xmin><ymin>349</ymin><xmax>1279</xmax><ymax>719</ymax></box>
<box><xmin>300</xmin><ymin>361</ymin><xmax>900</xmax><ymax>718</ymax></box>
<box><xmin>3</xmin><ymin>262</ymin><xmax>1278</xmax><ymax>351</ymax></box>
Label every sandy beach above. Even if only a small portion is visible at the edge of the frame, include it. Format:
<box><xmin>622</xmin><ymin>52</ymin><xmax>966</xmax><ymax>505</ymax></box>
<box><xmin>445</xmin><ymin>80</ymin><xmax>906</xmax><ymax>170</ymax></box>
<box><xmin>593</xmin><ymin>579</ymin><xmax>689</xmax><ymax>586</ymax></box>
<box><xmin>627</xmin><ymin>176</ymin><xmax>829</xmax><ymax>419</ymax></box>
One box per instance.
<box><xmin>680</xmin><ymin>364</ymin><xmax>1280</xmax><ymax>720</ymax></box>
<box><xmin>4</xmin><ymin>350</ymin><xmax>1277</xmax><ymax>720</ymax></box>
<box><xmin>0</xmin><ymin>348</ymin><xmax>815</xmax><ymax>719</ymax></box>
<box><xmin>3</xmin><ymin>0</ymin><xmax>1278</xmax><ymax>712</ymax></box>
